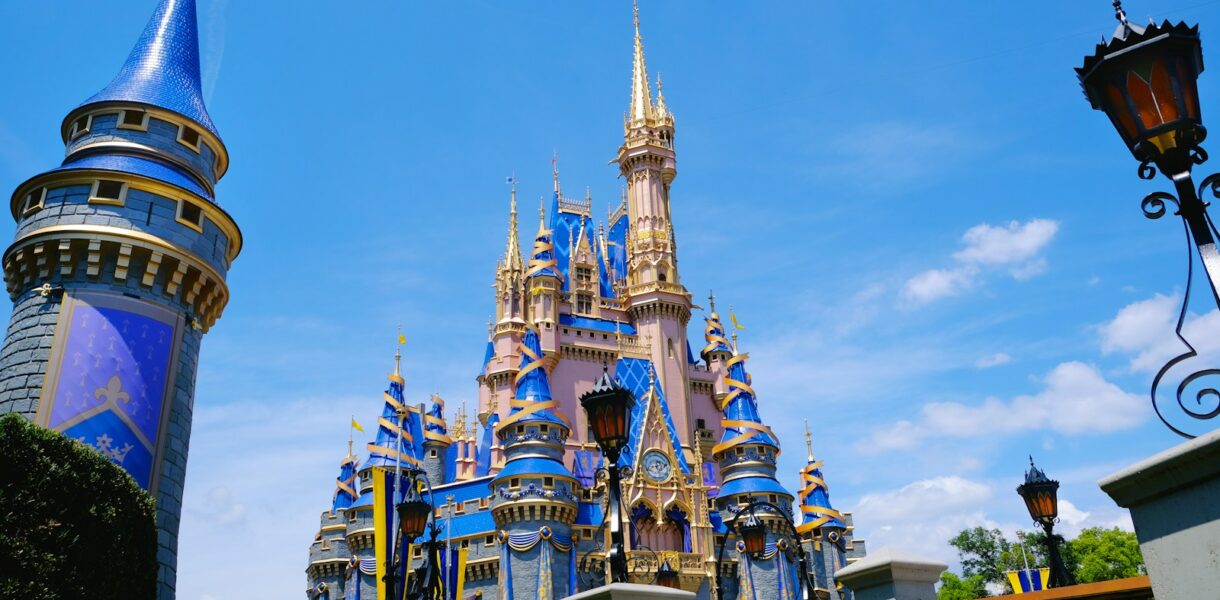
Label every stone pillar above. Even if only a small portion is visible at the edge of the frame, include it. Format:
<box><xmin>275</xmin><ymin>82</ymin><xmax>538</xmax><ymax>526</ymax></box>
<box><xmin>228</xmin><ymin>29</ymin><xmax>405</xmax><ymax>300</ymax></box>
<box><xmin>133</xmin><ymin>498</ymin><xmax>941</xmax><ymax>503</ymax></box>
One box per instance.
<box><xmin>1099</xmin><ymin>427</ymin><xmax>1220</xmax><ymax>600</ymax></box>
<box><xmin>833</xmin><ymin>548</ymin><xmax>945</xmax><ymax>600</ymax></box>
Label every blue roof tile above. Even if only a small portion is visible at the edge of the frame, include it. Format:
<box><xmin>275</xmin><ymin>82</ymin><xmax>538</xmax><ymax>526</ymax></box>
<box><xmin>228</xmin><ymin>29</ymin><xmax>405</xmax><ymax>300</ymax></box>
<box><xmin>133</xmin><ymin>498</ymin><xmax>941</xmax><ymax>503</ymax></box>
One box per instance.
<box><xmin>558</xmin><ymin>314</ymin><xmax>636</xmax><ymax>335</ymax></box>
<box><xmin>52</xmin><ymin>154</ymin><xmax>212</xmax><ymax>201</ymax></box>
<box><xmin>81</xmin><ymin>0</ymin><xmax>219</xmax><ymax>137</ymax></box>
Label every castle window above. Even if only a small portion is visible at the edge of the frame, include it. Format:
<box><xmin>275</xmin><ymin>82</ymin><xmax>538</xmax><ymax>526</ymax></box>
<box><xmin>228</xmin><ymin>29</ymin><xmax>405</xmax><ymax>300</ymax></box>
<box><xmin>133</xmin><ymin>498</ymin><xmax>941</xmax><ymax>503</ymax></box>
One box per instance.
<box><xmin>658</xmin><ymin>272</ymin><xmax>667</xmax><ymax>282</ymax></box>
<box><xmin>516</xmin><ymin>425</ymin><xmax>525</xmax><ymax>434</ymax></box>
<box><xmin>117</xmin><ymin>109</ymin><xmax>149</xmax><ymax>131</ymax></box>
<box><xmin>70</xmin><ymin>115</ymin><xmax>92</xmax><ymax>139</ymax></box>
<box><xmin>89</xmin><ymin>179</ymin><xmax>128</xmax><ymax>206</ymax></box>
<box><xmin>176</xmin><ymin>200</ymin><xmax>204</xmax><ymax>231</ymax></box>
<box><xmin>22</xmin><ymin>188</ymin><xmax>46</xmax><ymax>215</ymax></box>
<box><xmin>509</xmin><ymin>478</ymin><xmax>520</xmax><ymax>489</ymax></box>
<box><xmin>429</xmin><ymin>449</ymin><xmax>438</xmax><ymax>458</ymax></box>
<box><xmin>479</xmin><ymin>497</ymin><xmax>489</xmax><ymax>509</ymax></box>
<box><xmin>576</xmin><ymin>267</ymin><xmax>592</xmax><ymax>283</ymax></box>
<box><xmin>769</xmin><ymin>494</ymin><xmax>778</xmax><ymax>504</ymax></box>
<box><xmin>461</xmin><ymin>539</ymin><xmax>469</xmax><ymax>549</ymax></box>
<box><xmin>696</xmin><ymin>418</ymin><xmax>706</xmax><ymax>430</ymax></box>
<box><xmin>576</xmin><ymin>294</ymin><xmax>593</xmax><ymax>314</ymax></box>
<box><xmin>543</xmin><ymin>477</ymin><xmax>554</xmax><ymax>488</ymax></box>
<box><xmin>177</xmin><ymin>124</ymin><xmax>201</xmax><ymax>152</ymax></box>
<box><xmin>735</xmin><ymin>447</ymin><xmax>744</xmax><ymax>456</ymax></box>
<box><xmin>413</xmin><ymin>546</ymin><xmax>422</xmax><ymax>558</ymax></box>
<box><xmin>485</xmin><ymin>535</ymin><xmax>495</xmax><ymax>546</ymax></box>
<box><xmin>454</xmin><ymin>502</ymin><xmax>465</xmax><ymax>514</ymax></box>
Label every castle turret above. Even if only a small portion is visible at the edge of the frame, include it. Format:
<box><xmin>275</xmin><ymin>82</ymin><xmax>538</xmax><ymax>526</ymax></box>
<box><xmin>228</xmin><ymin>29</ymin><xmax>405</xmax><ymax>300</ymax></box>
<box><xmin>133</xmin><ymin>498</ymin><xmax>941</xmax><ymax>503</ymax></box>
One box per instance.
<box><xmin>711</xmin><ymin>340</ymin><xmax>800</xmax><ymax>600</ymax></box>
<box><xmin>423</xmin><ymin>393</ymin><xmax>452</xmax><ymax>484</ymax></box>
<box><xmin>797</xmin><ymin>421</ymin><xmax>864</xmax><ymax>600</ymax></box>
<box><xmin>491</xmin><ymin>327</ymin><xmax>579</xmax><ymax>599</ymax></box>
<box><xmin>0</xmin><ymin>1</ymin><xmax>241</xmax><ymax>595</ymax></box>
<box><xmin>306</xmin><ymin>445</ymin><xmax>360</xmax><ymax>598</ymax></box>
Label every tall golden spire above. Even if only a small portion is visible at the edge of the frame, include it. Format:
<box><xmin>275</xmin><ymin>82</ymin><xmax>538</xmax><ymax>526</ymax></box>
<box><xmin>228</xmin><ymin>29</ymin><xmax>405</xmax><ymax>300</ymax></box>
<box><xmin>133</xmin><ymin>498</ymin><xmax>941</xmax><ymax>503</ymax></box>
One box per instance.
<box><xmin>503</xmin><ymin>177</ymin><xmax>522</xmax><ymax>271</ymax></box>
<box><xmin>655</xmin><ymin>73</ymin><xmax>667</xmax><ymax>116</ymax></box>
<box><xmin>629</xmin><ymin>0</ymin><xmax>654</xmax><ymax>125</ymax></box>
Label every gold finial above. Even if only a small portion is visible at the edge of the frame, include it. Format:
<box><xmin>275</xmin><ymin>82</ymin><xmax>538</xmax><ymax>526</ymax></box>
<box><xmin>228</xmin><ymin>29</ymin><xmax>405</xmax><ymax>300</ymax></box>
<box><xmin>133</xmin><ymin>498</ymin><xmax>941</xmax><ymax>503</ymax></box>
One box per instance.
<box><xmin>487</xmin><ymin>317</ymin><xmax>494</xmax><ymax>338</ymax></box>
<box><xmin>585</xmin><ymin>186</ymin><xmax>592</xmax><ymax>202</ymax></box>
<box><xmin>503</xmin><ymin>176</ymin><xmax>522</xmax><ymax>271</ymax></box>
<box><xmin>655</xmin><ymin>73</ymin><xmax>667</xmax><ymax>115</ymax></box>
<box><xmin>707</xmin><ymin>290</ymin><xmax>716</xmax><ymax>314</ymax></box>
<box><xmin>628</xmin><ymin>0</ymin><xmax>653</xmax><ymax>124</ymax></box>
<box><xmin>804</xmin><ymin>419</ymin><xmax>813</xmax><ymax>462</ymax></box>
<box><xmin>633</xmin><ymin>0</ymin><xmax>640</xmax><ymax>30</ymax></box>
<box><xmin>539</xmin><ymin>198</ymin><xmax>546</xmax><ymax>226</ymax></box>
<box><xmin>394</xmin><ymin>325</ymin><xmax>404</xmax><ymax>377</ymax></box>
<box><xmin>552</xmin><ymin>151</ymin><xmax>561</xmax><ymax>195</ymax></box>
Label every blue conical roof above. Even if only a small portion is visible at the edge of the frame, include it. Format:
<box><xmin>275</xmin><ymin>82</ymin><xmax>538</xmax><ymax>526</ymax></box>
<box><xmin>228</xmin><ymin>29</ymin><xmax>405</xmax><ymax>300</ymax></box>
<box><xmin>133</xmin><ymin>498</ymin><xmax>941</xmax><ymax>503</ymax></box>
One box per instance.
<box><xmin>525</xmin><ymin>204</ymin><xmax>561</xmax><ymax>280</ymax></box>
<box><xmin>332</xmin><ymin>452</ymin><xmax>360</xmax><ymax>511</ymax></box>
<box><xmin>701</xmin><ymin>312</ymin><xmax>732</xmax><ymax>359</ymax></box>
<box><xmin>365</xmin><ymin>368</ymin><xmax>424</xmax><ymax>470</ymax></box>
<box><xmin>81</xmin><ymin>0</ymin><xmax>219</xmax><ymax>137</ymax></box>
<box><xmin>716</xmin><ymin>353</ymin><xmax>779</xmax><ymax>454</ymax></box>
<box><xmin>505</xmin><ymin>329</ymin><xmax>567</xmax><ymax>428</ymax></box>
<box><xmin>797</xmin><ymin>456</ymin><xmax>845</xmax><ymax>533</ymax></box>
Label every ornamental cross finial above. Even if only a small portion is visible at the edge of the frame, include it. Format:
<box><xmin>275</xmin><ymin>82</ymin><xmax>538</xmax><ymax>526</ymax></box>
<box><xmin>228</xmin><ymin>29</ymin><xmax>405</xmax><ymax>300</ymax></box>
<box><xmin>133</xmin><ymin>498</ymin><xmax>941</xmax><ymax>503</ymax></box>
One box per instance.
<box><xmin>633</xmin><ymin>0</ymin><xmax>640</xmax><ymax>30</ymax></box>
<box><xmin>708</xmin><ymin>289</ymin><xmax>717</xmax><ymax>313</ymax></box>
<box><xmin>1113</xmin><ymin>0</ymin><xmax>1128</xmax><ymax>24</ymax></box>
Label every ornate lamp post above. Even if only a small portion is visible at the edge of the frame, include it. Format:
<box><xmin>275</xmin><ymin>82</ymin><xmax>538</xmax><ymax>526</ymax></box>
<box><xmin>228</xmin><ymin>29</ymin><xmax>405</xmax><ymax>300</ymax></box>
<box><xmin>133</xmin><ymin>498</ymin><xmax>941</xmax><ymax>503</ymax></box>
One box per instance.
<box><xmin>1016</xmin><ymin>458</ymin><xmax>1073</xmax><ymax>588</ymax></box>
<box><xmin>389</xmin><ymin>469</ymin><xmax>444</xmax><ymax>600</ymax></box>
<box><xmin>579</xmin><ymin>367</ymin><xmax>634</xmax><ymax>583</ymax></box>
<box><xmin>714</xmin><ymin>500</ymin><xmax>816</xmax><ymax>600</ymax></box>
<box><xmin>1077</xmin><ymin>1</ymin><xmax>1220</xmax><ymax>438</ymax></box>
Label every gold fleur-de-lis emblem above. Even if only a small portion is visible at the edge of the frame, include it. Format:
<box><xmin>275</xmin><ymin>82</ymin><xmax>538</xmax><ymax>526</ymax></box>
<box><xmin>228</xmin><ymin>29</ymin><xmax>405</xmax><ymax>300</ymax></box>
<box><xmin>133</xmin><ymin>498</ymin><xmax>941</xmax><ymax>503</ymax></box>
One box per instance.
<box><xmin>94</xmin><ymin>375</ymin><xmax>130</xmax><ymax>406</ymax></box>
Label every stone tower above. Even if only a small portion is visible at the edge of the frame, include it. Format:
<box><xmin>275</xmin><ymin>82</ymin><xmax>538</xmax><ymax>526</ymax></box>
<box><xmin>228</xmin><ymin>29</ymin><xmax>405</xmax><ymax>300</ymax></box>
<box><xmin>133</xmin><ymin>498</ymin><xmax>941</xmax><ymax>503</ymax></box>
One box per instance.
<box><xmin>422</xmin><ymin>394</ymin><xmax>452</xmax><ymax>484</ymax></box>
<box><xmin>797</xmin><ymin>421</ymin><xmax>866</xmax><ymax>600</ymax></box>
<box><xmin>306</xmin><ymin>445</ymin><xmax>360</xmax><ymax>598</ymax></box>
<box><xmin>0</xmin><ymin>1</ymin><xmax>240</xmax><ymax>596</ymax></box>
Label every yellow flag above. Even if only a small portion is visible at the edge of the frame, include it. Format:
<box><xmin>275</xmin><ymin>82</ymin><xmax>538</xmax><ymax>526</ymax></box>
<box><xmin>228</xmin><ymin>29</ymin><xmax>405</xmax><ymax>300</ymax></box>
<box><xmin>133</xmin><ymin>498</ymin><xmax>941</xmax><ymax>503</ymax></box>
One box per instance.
<box><xmin>351</xmin><ymin>418</ymin><xmax>365</xmax><ymax>433</ymax></box>
<box><xmin>730</xmin><ymin>311</ymin><xmax>746</xmax><ymax>330</ymax></box>
<box><xmin>398</xmin><ymin>331</ymin><xmax>407</xmax><ymax>345</ymax></box>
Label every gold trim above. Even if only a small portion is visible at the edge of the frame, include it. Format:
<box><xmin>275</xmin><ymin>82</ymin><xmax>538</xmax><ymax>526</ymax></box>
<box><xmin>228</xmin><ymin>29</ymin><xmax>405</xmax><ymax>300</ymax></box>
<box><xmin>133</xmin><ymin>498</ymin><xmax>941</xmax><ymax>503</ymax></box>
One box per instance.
<box><xmin>61</xmin><ymin>103</ymin><xmax>230</xmax><ymax>180</ymax></box>
<box><xmin>10</xmin><ymin>173</ymin><xmax>242</xmax><ymax>265</ymax></box>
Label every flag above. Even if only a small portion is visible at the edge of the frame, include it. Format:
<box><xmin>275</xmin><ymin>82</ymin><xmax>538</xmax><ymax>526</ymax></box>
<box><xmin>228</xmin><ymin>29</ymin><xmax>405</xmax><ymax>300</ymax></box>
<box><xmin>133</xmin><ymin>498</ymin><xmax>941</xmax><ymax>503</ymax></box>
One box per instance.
<box><xmin>1006</xmin><ymin>568</ymin><xmax>1050</xmax><ymax>594</ymax></box>
<box><xmin>730</xmin><ymin>311</ymin><xmax>746</xmax><ymax>330</ymax></box>
<box><xmin>351</xmin><ymin>417</ymin><xmax>365</xmax><ymax>433</ymax></box>
<box><xmin>398</xmin><ymin>331</ymin><xmax>407</xmax><ymax>345</ymax></box>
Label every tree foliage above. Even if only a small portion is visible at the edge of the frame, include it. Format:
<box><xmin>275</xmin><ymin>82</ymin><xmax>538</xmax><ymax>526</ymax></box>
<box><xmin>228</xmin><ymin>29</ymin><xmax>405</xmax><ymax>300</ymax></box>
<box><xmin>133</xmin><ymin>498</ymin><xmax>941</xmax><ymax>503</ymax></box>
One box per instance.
<box><xmin>937</xmin><ymin>572</ymin><xmax>989</xmax><ymax>600</ymax></box>
<box><xmin>0</xmin><ymin>413</ymin><xmax>157</xmax><ymax>599</ymax></box>
<box><xmin>1069</xmin><ymin>527</ymin><xmax>1144</xmax><ymax>583</ymax></box>
<box><xmin>949</xmin><ymin>527</ymin><xmax>1011</xmax><ymax>589</ymax></box>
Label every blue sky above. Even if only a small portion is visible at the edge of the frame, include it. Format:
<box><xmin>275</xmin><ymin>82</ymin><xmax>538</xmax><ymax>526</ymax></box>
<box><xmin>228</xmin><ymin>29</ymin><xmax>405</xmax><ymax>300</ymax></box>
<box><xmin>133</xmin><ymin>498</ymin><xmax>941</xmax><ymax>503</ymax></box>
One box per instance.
<box><xmin>4</xmin><ymin>1</ymin><xmax>1220</xmax><ymax>598</ymax></box>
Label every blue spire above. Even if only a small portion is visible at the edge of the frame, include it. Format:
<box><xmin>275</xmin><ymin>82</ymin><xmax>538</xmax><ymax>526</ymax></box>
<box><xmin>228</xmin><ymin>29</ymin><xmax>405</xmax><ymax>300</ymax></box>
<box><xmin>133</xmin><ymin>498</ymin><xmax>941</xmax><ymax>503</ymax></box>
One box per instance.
<box><xmin>332</xmin><ymin>451</ymin><xmax>360</xmax><ymax>511</ymax></box>
<box><xmin>525</xmin><ymin>204</ymin><xmax>561</xmax><ymax>280</ymax></box>
<box><xmin>797</xmin><ymin>455</ymin><xmax>846</xmax><ymax>533</ymax></box>
<box><xmin>425</xmin><ymin>395</ymin><xmax>448</xmax><ymax>438</ymax></box>
<box><xmin>365</xmin><ymin>357</ymin><xmax>425</xmax><ymax>470</ymax></box>
<box><xmin>716</xmin><ymin>352</ymin><xmax>780</xmax><ymax>455</ymax></box>
<box><xmin>503</xmin><ymin>328</ymin><xmax>567</xmax><ymax>429</ymax></box>
<box><xmin>81</xmin><ymin>0</ymin><xmax>219</xmax><ymax>137</ymax></box>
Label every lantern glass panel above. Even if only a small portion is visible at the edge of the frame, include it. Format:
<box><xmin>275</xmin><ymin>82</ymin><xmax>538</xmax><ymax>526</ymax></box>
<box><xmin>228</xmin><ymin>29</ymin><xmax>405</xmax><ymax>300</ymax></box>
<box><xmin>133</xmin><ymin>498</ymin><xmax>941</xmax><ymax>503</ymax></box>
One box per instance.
<box><xmin>740</xmin><ymin>521</ymin><xmax>766</xmax><ymax>556</ymax></box>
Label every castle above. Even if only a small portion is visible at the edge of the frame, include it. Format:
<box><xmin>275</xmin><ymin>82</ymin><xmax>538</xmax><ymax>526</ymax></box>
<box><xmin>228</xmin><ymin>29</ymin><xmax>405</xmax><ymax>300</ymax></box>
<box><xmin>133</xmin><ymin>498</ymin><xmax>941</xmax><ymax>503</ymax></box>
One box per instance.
<box><xmin>0</xmin><ymin>0</ymin><xmax>239</xmax><ymax>597</ymax></box>
<box><xmin>305</xmin><ymin>5</ymin><xmax>865</xmax><ymax>599</ymax></box>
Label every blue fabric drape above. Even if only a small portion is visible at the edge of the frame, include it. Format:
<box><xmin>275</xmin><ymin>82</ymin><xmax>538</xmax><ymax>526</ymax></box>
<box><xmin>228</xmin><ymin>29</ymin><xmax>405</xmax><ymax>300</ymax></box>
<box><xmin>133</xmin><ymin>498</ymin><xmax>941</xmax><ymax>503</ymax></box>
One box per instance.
<box><xmin>664</xmin><ymin>506</ymin><xmax>692</xmax><ymax>553</ymax></box>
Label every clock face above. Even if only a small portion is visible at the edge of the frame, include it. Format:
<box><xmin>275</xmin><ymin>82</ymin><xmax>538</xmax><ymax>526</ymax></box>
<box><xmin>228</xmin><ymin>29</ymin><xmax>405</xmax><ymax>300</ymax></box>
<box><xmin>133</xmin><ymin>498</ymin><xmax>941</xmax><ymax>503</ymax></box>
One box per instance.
<box><xmin>641</xmin><ymin>450</ymin><xmax>672</xmax><ymax>483</ymax></box>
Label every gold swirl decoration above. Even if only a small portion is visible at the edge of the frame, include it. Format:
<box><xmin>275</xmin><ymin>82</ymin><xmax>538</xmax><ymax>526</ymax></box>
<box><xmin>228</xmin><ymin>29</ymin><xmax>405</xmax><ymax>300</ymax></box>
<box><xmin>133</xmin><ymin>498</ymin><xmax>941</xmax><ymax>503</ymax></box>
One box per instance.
<box><xmin>365</xmin><ymin>394</ymin><xmax>423</xmax><ymax>467</ymax></box>
<box><xmin>702</xmin><ymin>312</ymin><xmax>731</xmax><ymax>357</ymax></box>
<box><xmin>711</xmin><ymin>352</ymin><xmax>778</xmax><ymax>458</ymax></box>
<box><xmin>525</xmin><ymin>226</ymin><xmax>564</xmax><ymax>282</ymax></box>
<box><xmin>424</xmin><ymin>396</ymin><xmax>451</xmax><ymax>445</ymax></box>
<box><xmin>497</xmin><ymin>329</ymin><xmax>572</xmax><ymax>432</ymax></box>
<box><xmin>796</xmin><ymin>459</ymin><xmax>844</xmax><ymax>534</ymax></box>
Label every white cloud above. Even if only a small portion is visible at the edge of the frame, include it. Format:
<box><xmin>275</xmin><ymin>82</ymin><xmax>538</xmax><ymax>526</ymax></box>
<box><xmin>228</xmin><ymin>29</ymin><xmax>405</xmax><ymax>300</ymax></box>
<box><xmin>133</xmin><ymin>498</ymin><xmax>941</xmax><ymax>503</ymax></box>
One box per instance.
<box><xmin>902</xmin><ymin>219</ymin><xmax>1058</xmax><ymax>307</ymax></box>
<box><xmin>976</xmin><ymin>352</ymin><xmax>1012</xmax><ymax>369</ymax></box>
<box><xmin>1099</xmin><ymin>293</ymin><xmax>1220</xmax><ymax>373</ymax></box>
<box><xmin>866</xmin><ymin>362</ymin><xmax>1144</xmax><ymax>451</ymax></box>
<box><xmin>187</xmin><ymin>486</ymin><xmax>247</xmax><ymax>527</ymax></box>
<box><xmin>953</xmin><ymin>220</ymin><xmax>1059</xmax><ymax>266</ymax></box>
<box><xmin>852</xmin><ymin>476</ymin><xmax>997</xmax><ymax>563</ymax></box>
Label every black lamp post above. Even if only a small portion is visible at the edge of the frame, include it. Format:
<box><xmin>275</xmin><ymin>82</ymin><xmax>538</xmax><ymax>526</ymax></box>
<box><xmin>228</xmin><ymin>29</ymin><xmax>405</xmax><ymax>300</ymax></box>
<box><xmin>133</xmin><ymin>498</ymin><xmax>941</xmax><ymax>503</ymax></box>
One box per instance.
<box><xmin>1078</xmin><ymin>2</ymin><xmax>1220</xmax><ymax>438</ymax></box>
<box><xmin>388</xmin><ymin>468</ymin><xmax>444</xmax><ymax>600</ymax></box>
<box><xmin>1016</xmin><ymin>458</ymin><xmax>1073</xmax><ymax>588</ymax></box>
<box><xmin>714</xmin><ymin>499</ymin><xmax>815</xmax><ymax>600</ymax></box>
<box><xmin>579</xmin><ymin>367</ymin><xmax>633</xmax><ymax>584</ymax></box>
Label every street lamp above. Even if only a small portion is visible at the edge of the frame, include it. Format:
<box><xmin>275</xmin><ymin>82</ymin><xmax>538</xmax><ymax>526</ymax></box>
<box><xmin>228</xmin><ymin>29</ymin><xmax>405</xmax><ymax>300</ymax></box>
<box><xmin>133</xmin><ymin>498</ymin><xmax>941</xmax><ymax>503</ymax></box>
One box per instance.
<box><xmin>1016</xmin><ymin>458</ymin><xmax>1073</xmax><ymax>588</ymax></box>
<box><xmin>714</xmin><ymin>500</ymin><xmax>815</xmax><ymax>600</ymax></box>
<box><xmin>1077</xmin><ymin>1</ymin><xmax>1220</xmax><ymax>439</ymax></box>
<box><xmin>388</xmin><ymin>469</ymin><xmax>444</xmax><ymax>600</ymax></box>
<box><xmin>579</xmin><ymin>366</ymin><xmax>634</xmax><ymax>583</ymax></box>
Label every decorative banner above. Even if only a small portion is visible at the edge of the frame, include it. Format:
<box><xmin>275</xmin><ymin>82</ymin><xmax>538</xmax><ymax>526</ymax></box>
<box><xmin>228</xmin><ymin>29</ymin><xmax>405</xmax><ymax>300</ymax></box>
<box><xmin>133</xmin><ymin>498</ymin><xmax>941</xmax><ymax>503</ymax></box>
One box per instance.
<box><xmin>39</xmin><ymin>293</ymin><xmax>181</xmax><ymax>491</ymax></box>
<box><xmin>1006</xmin><ymin>568</ymin><xmax>1050</xmax><ymax>594</ymax></box>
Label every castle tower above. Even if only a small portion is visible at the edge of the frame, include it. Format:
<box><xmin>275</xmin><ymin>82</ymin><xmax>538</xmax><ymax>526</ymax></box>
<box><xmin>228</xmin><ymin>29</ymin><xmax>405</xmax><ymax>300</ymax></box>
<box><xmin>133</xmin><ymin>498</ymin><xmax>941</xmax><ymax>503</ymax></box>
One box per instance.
<box><xmin>422</xmin><ymin>394</ymin><xmax>452</xmax><ymax>484</ymax></box>
<box><xmin>697</xmin><ymin>293</ymin><xmax>734</xmax><ymax>459</ymax></box>
<box><xmin>614</xmin><ymin>3</ymin><xmax>695</xmax><ymax>439</ymax></box>
<box><xmin>344</xmin><ymin>351</ymin><xmax>423</xmax><ymax>599</ymax></box>
<box><xmin>797</xmin><ymin>421</ymin><xmax>864</xmax><ymax>600</ymax></box>
<box><xmin>0</xmin><ymin>1</ymin><xmax>241</xmax><ymax>596</ymax></box>
<box><xmin>490</xmin><ymin>327</ymin><xmax>579</xmax><ymax>599</ymax></box>
<box><xmin>711</xmin><ymin>343</ymin><xmax>801</xmax><ymax>600</ymax></box>
<box><xmin>306</xmin><ymin>445</ymin><xmax>360</xmax><ymax>599</ymax></box>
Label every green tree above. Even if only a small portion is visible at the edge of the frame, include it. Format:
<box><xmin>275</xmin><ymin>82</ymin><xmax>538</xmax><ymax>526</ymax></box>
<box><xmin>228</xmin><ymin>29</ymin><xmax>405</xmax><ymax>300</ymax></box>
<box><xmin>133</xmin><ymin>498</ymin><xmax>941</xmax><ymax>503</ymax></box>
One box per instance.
<box><xmin>1069</xmin><ymin>527</ymin><xmax>1144</xmax><ymax>583</ymax></box>
<box><xmin>937</xmin><ymin>572</ymin><xmax>989</xmax><ymax>600</ymax></box>
<box><xmin>0</xmin><ymin>413</ymin><xmax>157</xmax><ymax>599</ymax></box>
<box><xmin>949</xmin><ymin>527</ymin><xmax>1011</xmax><ymax>589</ymax></box>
